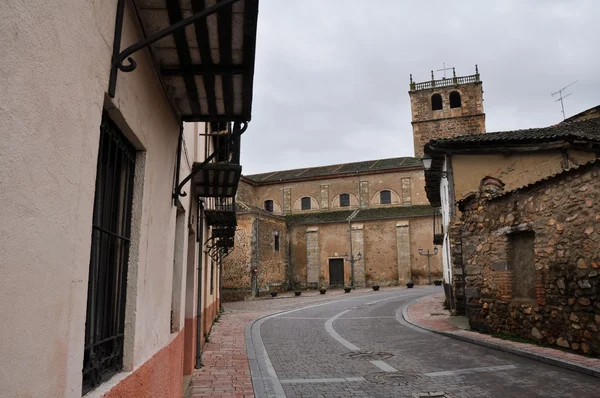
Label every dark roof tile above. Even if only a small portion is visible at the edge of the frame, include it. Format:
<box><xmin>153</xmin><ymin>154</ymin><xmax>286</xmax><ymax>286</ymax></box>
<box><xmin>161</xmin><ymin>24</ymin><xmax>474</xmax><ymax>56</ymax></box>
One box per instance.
<box><xmin>244</xmin><ymin>157</ymin><xmax>422</xmax><ymax>183</ymax></box>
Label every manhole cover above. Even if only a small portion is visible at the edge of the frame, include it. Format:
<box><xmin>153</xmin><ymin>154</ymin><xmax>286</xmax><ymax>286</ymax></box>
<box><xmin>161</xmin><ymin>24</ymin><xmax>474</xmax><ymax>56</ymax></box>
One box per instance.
<box><xmin>343</xmin><ymin>351</ymin><xmax>394</xmax><ymax>361</ymax></box>
<box><xmin>364</xmin><ymin>372</ymin><xmax>429</xmax><ymax>386</ymax></box>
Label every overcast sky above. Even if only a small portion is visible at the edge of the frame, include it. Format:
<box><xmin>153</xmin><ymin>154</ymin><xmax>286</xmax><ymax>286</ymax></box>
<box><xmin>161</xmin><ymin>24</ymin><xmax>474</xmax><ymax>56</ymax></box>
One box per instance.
<box><xmin>241</xmin><ymin>0</ymin><xmax>599</xmax><ymax>175</ymax></box>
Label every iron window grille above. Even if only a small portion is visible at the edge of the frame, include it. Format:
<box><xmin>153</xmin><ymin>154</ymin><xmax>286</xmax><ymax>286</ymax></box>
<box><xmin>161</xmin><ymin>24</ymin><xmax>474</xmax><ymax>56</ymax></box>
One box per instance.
<box><xmin>339</xmin><ymin>193</ymin><xmax>350</xmax><ymax>207</ymax></box>
<box><xmin>380</xmin><ymin>190</ymin><xmax>391</xmax><ymax>204</ymax></box>
<box><xmin>82</xmin><ymin>113</ymin><xmax>136</xmax><ymax>394</ymax></box>
<box><xmin>301</xmin><ymin>197</ymin><xmax>311</xmax><ymax>210</ymax></box>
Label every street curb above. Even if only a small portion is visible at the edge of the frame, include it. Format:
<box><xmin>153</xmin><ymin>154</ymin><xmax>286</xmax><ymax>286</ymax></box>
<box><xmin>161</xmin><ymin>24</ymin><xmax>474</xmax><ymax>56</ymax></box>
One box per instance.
<box><xmin>402</xmin><ymin>295</ymin><xmax>600</xmax><ymax>380</ymax></box>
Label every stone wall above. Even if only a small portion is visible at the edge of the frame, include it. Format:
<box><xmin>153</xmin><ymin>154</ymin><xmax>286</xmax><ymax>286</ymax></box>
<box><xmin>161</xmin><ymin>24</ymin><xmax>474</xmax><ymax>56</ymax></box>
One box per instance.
<box><xmin>222</xmin><ymin>212</ymin><xmax>289</xmax><ymax>301</ymax></box>
<box><xmin>409</xmin><ymin>81</ymin><xmax>485</xmax><ymax>157</ymax></box>
<box><xmin>290</xmin><ymin>216</ymin><xmax>442</xmax><ymax>288</ymax></box>
<box><xmin>455</xmin><ymin>162</ymin><xmax>600</xmax><ymax>356</ymax></box>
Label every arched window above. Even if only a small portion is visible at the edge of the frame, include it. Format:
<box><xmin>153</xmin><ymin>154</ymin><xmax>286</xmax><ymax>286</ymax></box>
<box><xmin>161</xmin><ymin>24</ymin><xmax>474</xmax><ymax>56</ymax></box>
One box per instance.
<box><xmin>450</xmin><ymin>91</ymin><xmax>462</xmax><ymax>108</ymax></box>
<box><xmin>264</xmin><ymin>200</ymin><xmax>274</xmax><ymax>212</ymax></box>
<box><xmin>380</xmin><ymin>190</ymin><xmax>391</xmax><ymax>205</ymax></box>
<box><xmin>301</xmin><ymin>197</ymin><xmax>311</xmax><ymax>210</ymax></box>
<box><xmin>339</xmin><ymin>193</ymin><xmax>350</xmax><ymax>207</ymax></box>
<box><xmin>431</xmin><ymin>94</ymin><xmax>443</xmax><ymax>110</ymax></box>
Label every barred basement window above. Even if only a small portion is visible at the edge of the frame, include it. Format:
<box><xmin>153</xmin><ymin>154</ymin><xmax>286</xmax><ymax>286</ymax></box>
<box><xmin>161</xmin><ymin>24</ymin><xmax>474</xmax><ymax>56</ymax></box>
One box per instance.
<box><xmin>380</xmin><ymin>190</ymin><xmax>391</xmax><ymax>205</ymax></box>
<box><xmin>301</xmin><ymin>197</ymin><xmax>311</xmax><ymax>210</ymax></box>
<box><xmin>83</xmin><ymin>112</ymin><xmax>136</xmax><ymax>394</ymax></box>
<box><xmin>340</xmin><ymin>193</ymin><xmax>350</xmax><ymax>207</ymax></box>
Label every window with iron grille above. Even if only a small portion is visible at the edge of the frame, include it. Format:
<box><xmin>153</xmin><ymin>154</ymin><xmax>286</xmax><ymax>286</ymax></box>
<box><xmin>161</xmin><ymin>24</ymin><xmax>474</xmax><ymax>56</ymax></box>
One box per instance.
<box><xmin>301</xmin><ymin>197</ymin><xmax>311</xmax><ymax>210</ymax></box>
<box><xmin>264</xmin><ymin>200</ymin><xmax>274</xmax><ymax>212</ymax></box>
<box><xmin>82</xmin><ymin>112</ymin><xmax>136</xmax><ymax>394</ymax></box>
<box><xmin>380</xmin><ymin>190</ymin><xmax>391</xmax><ymax>204</ymax></box>
<box><xmin>339</xmin><ymin>193</ymin><xmax>350</xmax><ymax>207</ymax></box>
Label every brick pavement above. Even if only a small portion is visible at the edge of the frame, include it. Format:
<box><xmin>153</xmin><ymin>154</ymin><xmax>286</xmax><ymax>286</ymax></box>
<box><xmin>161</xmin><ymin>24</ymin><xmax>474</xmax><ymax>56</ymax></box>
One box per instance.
<box><xmin>405</xmin><ymin>292</ymin><xmax>600</xmax><ymax>379</ymax></box>
<box><xmin>187</xmin><ymin>311</ymin><xmax>266</xmax><ymax>398</ymax></box>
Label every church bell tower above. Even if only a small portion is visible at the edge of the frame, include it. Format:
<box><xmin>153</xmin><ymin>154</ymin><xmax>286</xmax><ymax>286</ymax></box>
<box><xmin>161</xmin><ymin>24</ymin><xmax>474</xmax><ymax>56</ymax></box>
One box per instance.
<box><xmin>409</xmin><ymin>66</ymin><xmax>486</xmax><ymax>157</ymax></box>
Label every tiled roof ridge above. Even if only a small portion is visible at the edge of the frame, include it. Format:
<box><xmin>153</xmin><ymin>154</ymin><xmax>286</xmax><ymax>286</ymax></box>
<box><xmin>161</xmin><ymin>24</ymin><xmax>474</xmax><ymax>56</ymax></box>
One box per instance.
<box><xmin>428</xmin><ymin>117</ymin><xmax>600</xmax><ymax>146</ymax></box>
<box><xmin>243</xmin><ymin>156</ymin><xmax>421</xmax><ymax>182</ymax></box>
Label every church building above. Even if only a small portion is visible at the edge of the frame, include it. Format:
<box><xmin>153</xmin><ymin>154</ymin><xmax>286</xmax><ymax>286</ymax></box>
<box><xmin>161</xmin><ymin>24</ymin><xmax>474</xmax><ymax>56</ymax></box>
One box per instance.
<box><xmin>222</xmin><ymin>66</ymin><xmax>485</xmax><ymax>300</ymax></box>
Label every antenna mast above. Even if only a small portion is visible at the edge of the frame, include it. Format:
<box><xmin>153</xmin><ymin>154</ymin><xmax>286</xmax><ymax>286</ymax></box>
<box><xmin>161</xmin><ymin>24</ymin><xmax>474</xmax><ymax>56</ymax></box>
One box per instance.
<box><xmin>551</xmin><ymin>81</ymin><xmax>578</xmax><ymax>120</ymax></box>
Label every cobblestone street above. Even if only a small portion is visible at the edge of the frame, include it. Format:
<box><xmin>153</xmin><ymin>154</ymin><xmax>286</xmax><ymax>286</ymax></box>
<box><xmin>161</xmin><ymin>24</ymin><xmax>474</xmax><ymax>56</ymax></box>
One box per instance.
<box><xmin>190</xmin><ymin>287</ymin><xmax>600</xmax><ymax>397</ymax></box>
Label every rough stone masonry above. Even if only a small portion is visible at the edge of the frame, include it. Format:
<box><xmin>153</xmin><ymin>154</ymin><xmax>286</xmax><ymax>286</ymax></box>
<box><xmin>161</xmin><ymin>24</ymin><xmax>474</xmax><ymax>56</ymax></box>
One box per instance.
<box><xmin>453</xmin><ymin>162</ymin><xmax>600</xmax><ymax>356</ymax></box>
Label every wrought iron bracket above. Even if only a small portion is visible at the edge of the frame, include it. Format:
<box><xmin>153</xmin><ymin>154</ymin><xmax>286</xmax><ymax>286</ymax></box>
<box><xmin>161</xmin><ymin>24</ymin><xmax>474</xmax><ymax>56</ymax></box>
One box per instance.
<box><xmin>108</xmin><ymin>0</ymin><xmax>243</xmax><ymax>97</ymax></box>
<box><xmin>174</xmin><ymin>121</ymin><xmax>248</xmax><ymax>199</ymax></box>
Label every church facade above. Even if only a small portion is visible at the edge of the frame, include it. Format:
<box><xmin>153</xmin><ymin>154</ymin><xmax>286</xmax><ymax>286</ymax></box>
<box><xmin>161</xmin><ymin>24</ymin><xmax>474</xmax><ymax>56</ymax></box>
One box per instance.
<box><xmin>222</xmin><ymin>67</ymin><xmax>486</xmax><ymax>300</ymax></box>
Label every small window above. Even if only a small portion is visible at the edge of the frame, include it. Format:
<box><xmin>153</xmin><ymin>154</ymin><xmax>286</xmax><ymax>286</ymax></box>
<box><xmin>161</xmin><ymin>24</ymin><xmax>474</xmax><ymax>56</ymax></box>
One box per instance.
<box><xmin>380</xmin><ymin>190</ymin><xmax>391</xmax><ymax>205</ymax></box>
<box><xmin>301</xmin><ymin>197</ymin><xmax>311</xmax><ymax>210</ymax></box>
<box><xmin>264</xmin><ymin>200</ymin><xmax>274</xmax><ymax>212</ymax></box>
<box><xmin>431</xmin><ymin>94</ymin><xmax>443</xmax><ymax>110</ymax></box>
<box><xmin>450</xmin><ymin>91</ymin><xmax>462</xmax><ymax>108</ymax></box>
<box><xmin>340</xmin><ymin>193</ymin><xmax>350</xmax><ymax>207</ymax></box>
<box><xmin>274</xmin><ymin>232</ymin><xmax>280</xmax><ymax>252</ymax></box>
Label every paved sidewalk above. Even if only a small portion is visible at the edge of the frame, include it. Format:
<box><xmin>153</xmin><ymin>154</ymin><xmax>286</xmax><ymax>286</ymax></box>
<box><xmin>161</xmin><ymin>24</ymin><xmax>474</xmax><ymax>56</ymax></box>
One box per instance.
<box><xmin>404</xmin><ymin>292</ymin><xmax>600</xmax><ymax>379</ymax></box>
<box><xmin>187</xmin><ymin>311</ymin><xmax>267</xmax><ymax>398</ymax></box>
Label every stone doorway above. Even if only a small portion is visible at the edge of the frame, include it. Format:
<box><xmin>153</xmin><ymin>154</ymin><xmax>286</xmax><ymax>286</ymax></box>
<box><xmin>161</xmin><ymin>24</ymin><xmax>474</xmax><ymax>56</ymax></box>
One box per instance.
<box><xmin>328</xmin><ymin>258</ymin><xmax>344</xmax><ymax>287</ymax></box>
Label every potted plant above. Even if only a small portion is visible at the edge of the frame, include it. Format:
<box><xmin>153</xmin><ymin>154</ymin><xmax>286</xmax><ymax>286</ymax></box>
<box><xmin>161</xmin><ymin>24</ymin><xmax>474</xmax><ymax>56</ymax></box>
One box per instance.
<box><xmin>294</xmin><ymin>290</ymin><xmax>302</xmax><ymax>296</ymax></box>
<box><xmin>434</xmin><ymin>279</ymin><xmax>442</xmax><ymax>286</ymax></box>
<box><xmin>344</xmin><ymin>286</ymin><xmax>352</xmax><ymax>293</ymax></box>
<box><xmin>372</xmin><ymin>285</ymin><xmax>380</xmax><ymax>291</ymax></box>
<box><xmin>270</xmin><ymin>292</ymin><xmax>278</xmax><ymax>298</ymax></box>
<box><xmin>406</xmin><ymin>280</ymin><xmax>414</xmax><ymax>288</ymax></box>
<box><xmin>319</xmin><ymin>287</ymin><xmax>327</xmax><ymax>294</ymax></box>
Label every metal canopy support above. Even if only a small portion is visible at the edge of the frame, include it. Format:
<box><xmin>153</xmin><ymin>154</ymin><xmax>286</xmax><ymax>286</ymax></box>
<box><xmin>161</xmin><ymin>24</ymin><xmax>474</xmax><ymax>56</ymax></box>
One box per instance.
<box><xmin>174</xmin><ymin>121</ymin><xmax>247</xmax><ymax>199</ymax></box>
<box><xmin>108</xmin><ymin>0</ymin><xmax>243</xmax><ymax>98</ymax></box>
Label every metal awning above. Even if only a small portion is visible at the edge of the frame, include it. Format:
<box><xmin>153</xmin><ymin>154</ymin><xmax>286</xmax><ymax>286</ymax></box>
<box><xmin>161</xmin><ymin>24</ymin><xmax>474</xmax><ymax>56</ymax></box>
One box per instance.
<box><xmin>110</xmin><ymin>0</ymin><xmax>259</xmax><ymax>122</ymax></box>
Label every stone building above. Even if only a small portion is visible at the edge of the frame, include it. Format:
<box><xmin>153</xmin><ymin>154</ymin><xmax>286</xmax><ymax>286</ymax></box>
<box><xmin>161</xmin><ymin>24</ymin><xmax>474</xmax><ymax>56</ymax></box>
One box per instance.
<box><xmin>454</xmin><ymin>159</ymin><xmax>600</xmax><ymax>356</ymax></box>
<box><xmin>222</xmin><ymin>158</ymin><xmax>442</xmax><ymax>300</ymax></box>
<box><xmin>0</xmin><ymin>2</ymin><xmax>259</xmax><ymax>397</ymax></box>
<box><xmin>423</xmin><ymin>117</ymin><xmax>600</xmax><ymax>313</ymax></box>
<box><xmin>222</xmin><ymin>67</ymin><xmax>489</xmax><ymax>300</ymax></box>
<box><xmin>409</xmin><ymin>66</ymin><xmax>485</xmax><ymax>156</ymax></box>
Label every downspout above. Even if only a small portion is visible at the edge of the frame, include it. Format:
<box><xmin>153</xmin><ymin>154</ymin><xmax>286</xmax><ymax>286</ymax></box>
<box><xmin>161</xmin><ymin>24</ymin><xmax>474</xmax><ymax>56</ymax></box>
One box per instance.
<box><xmin>173</xmin><ymin>122</ymin><xmax>183</xmax><ymax>204</ymax></box>
<box><xmin>347</xmin><ymin>209</ymin><xmax>360</xmax><ymax>287</ymax></box>
<box><xmin>195</xmin><ymin>198</ymin><xmax>204</xmax><ymax>369</ymax></box>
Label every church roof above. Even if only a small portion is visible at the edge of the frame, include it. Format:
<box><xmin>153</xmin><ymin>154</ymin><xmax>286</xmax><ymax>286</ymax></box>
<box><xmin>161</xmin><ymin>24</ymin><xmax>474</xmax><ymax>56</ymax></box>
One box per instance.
<box><xmin>243</xmin><ymin>157</ymin><xmax>422</xmax><ymax>184</ymax></box>
<box><xmin>285</xmin><ymin>205</ymin><xmax>434</xmax><ymax>225</ymax></box>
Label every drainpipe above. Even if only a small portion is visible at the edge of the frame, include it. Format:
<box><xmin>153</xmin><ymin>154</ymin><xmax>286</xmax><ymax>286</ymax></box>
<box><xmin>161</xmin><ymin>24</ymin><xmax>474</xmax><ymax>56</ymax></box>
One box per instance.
<box><xmin>195</xmin><ymin>198</ymin><xmax>204</xmax><ymax>368</ymax></box>
<box><xmin>347</xmin><ymin>209</ymin><xmax>359</xmax><ymax>288</ymax></box>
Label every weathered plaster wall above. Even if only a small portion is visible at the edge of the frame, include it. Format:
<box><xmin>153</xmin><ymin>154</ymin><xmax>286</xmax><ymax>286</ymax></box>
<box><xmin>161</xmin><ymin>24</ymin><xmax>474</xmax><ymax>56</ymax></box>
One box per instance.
<box><xmin>451</xmin><ymin>150</ymin><xmax>597</xmax><ymax>202</ymax></box>
<box><xmin>0</xmin><ymin>1</ymin><xmax>197</xmax><ymax>396</ymax></box>
<box><xmin>456</xmin><ymin>163</ymin><xmax>600</xmax><ymax>356</ymax></box>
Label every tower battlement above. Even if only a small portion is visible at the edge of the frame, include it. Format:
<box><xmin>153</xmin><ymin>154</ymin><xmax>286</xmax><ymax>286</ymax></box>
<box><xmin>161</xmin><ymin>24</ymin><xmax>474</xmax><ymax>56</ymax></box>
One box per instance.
<box><xmin>409</xmin><ymin>65</ymin><xmax>486</xmax><ymax>157</ymax></box>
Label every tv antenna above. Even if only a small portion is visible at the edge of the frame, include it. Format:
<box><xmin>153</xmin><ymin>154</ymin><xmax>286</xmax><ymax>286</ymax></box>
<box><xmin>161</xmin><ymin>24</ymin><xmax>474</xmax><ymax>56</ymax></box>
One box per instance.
<box><xmin>551</xmin><ymin>81</ymin><xmax>577</xmax><ymax>120</ymax></box>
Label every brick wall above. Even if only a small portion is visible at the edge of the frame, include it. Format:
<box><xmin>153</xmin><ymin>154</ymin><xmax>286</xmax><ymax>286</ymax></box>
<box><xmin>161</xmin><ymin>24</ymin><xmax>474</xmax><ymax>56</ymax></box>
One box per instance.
<box><xmin>456</xmin><ymin>162</ymin><xmax>600</xmax><ymax>356</ymax></box>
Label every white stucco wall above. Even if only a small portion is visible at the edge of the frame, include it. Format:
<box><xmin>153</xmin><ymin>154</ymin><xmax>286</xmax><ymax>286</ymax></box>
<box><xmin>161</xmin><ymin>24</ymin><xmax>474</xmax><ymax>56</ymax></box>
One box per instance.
<box><xmin>0</xmin><ymin>1</ymin><xmax>192</xmax><ymax>396</ymax></box>
<box><xmin>440</xmin><ymin>158</ymin><xmax>452</xmax><ymax>283</ymax></box>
